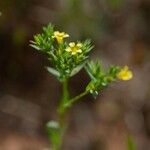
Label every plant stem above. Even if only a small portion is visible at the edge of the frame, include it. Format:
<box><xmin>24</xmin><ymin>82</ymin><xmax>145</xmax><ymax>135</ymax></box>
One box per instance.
<box><xmin>58</xmin><ymin>78</ymin><xmax>69</xmax><ymax>117</ymax></box>
<box><xmin>54</xmin><ymin>78</ymin><xmax>69</xmax><ymax>150</ymax></box>
<box><xmin>62</xmin><ymin>78</ymin><xmax>69</xmax><ymax>104</ymax></box>
<box><xmin>53</xmin><ymin>80</ymin><xmax>89</xmax><ymax>150</ymax></box>
<box><xmin>64</xmin><ymin>90</ymin><xmax>89</xmax><ymax>108</ymax></box>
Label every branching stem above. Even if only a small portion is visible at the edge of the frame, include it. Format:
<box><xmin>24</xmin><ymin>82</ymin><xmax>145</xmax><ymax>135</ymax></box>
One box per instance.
<box><xmin>54</xmin><ymin>79</ymin><xmax>89</xmax><ymax>150</ymax></box>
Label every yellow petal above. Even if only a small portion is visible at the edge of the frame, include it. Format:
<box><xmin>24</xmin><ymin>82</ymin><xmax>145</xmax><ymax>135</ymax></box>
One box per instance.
<box><xmin>117</xmin><ymin>66</ymin><xmax>133</xmax><ymax>81</ymax></box>
<box><xmin>66</xmin><ymin>47</ymin><xmax>71</xmax><ymax>52</ymax></box>
<box><xmin>77</xmin><ymin>49</ymin><xmax>82</xmax><ymax>53</ymax></box>
<box><xmin>54</xmin><ymin>31</ymin><xmax>59</xmax><ymax>36</ymax></box>
<box><xmin>77</xmin><ymin>43</ymin><xmax>82</xmax><ymax>48</ymax></box>
<box><xmin>56</xmin><ymin>37</ymin><xmax>63</xmax><ymax>44</ymax></box>
<box><xmin>72</xmin><ymin>51</ymin><xmax>77</xmax><ymax>55</ymax></box>
<box><xmin>64</xmin><ymin>34</ymin><xmax>69</xmax><ymax>37</ymax></box>
<box><xmin>69</xmin><ymin>42</ymin><xmax>75</xmax><ymax>47</ymax></box>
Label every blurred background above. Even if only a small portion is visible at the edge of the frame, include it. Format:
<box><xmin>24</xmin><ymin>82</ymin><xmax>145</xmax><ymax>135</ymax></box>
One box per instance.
<box><xmin>0</xmin><ymin>0</ymin><xmax>150</xmax><ymax>149</ymax></box>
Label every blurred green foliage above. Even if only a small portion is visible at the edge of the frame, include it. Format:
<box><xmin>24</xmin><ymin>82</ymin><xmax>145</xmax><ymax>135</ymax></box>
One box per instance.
<box><xmin>127</xmin><ymin>135</ymin><xmax>136</xmax><ymax>150</ymax></box>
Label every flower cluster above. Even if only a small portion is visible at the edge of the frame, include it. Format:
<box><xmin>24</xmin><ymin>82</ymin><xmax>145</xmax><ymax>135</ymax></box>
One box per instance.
<box><xmin>30</xmin><ymin>24</ymin><xmax>93</xmax><ymax>81</ymax></box>
<box><xmin>85</xmin><ymin>61</ymin><xmax>133</xmax><ymax>98</ymax></box>
<box><xmin>30</xmin><ymin>23</ymin><xmax>133</xmax><ymax>96</ymax></box>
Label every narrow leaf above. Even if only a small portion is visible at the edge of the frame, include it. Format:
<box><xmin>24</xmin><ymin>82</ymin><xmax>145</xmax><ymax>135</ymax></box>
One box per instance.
<box><xmin>70</xmin><ymin>62</ymin><xmax>86</xmax><ymax>77</ymax></box>
<box><xmin>46</xmin><ymin>67</ymin><xmax>60</xmax><ymax>77</ymax></box>
<box><xmin>30</xmin><ymin>44</ymin><xmax>41</xmax><ymax>50</ymax></box>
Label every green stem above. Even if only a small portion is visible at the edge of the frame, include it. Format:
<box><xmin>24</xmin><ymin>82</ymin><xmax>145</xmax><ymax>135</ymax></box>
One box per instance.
<box><xmin>58</xmin><ymin>79</ymin><xmax>69</xmax><ymax>117</ymax></box>
<box><xmin>54</xmin><ymin>78</ymin><xmax>69</xmax><ymax>150</ymax></box>
<box><xmin>64</xmin><ymin>90</ymin><xmax>89</xmax><ymax>108</ymax></box>
<box><xmin>52</xmin><ymin>80</ymin><xmax>89</xmax><ymax>150</ymax></box>
<box><xmin>62</xmin><ymin>78</ymin><xmax>69</xmax><ymax>104</ymax></box>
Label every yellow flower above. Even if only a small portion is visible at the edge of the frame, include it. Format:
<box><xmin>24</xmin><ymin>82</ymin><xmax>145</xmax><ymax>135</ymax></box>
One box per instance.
<box><xmin>117</xmin><ymin>66</ymin><xmax>133</xmax><ymax>80</ymax></box>
<box><xmin>52</xmin><ymin>31</ymin><xmax>69</xmax><ymax>44</ymax></box>
<box><xmin>66</xmin><ymin>42</ymin><xmax>82</xmax><ymax>55</ymax></box>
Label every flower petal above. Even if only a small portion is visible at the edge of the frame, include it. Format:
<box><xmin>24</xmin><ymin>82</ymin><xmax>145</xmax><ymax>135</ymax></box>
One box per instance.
<box><xmin>69</xmin><ymin>42</ymin><xmax>75</xmax><ymax>47</ymax></box>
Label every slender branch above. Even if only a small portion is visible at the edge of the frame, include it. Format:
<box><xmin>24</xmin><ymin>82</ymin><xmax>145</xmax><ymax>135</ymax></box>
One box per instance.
<box><xmin>64</xmin><ymin>90</ymin><xmax>89</xmax><ymax>108</ymax></box>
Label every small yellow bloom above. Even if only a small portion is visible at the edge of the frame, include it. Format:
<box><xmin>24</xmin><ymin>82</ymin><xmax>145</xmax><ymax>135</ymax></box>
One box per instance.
<box><xmin>117</xmin><ymin>66</ymin><xmax>133</xmax><ymax>80</ymax></box>
<box><xmin>66</xmin><ymin>42</ymin><xmax>82</xmax><ymax>55</ymax></box>
<box><xmin>52</xmin><ymin>31</ymin><xmax>69</xmax><ymax>44</ymax></box>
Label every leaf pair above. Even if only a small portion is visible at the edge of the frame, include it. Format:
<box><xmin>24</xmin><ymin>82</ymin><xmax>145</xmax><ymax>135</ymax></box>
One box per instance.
<box><xmin>47</xmin><ymin>62</ymin><xmax>85</xmax><ymax>81</ymax></box>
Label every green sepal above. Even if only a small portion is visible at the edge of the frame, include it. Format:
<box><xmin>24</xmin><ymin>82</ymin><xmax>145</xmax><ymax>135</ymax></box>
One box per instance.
<box><xmin>92</xmin><ymin>91</ymin><xmax>99</xmax><ymax>99</ymax></box>
<box><xmin>86</xmin><ymin>81</ymin><xmax>99</xmax><ymax>99</ymax></box>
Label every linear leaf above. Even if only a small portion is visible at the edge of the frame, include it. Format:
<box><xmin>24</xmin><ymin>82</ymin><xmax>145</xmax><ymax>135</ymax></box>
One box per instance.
<box><xmin>46</xmin><ymin>67</ymin><xmax>60</xmax><ymax>77</ymax></box>
<box><xmin>70</xmin><ymin>62</ymin><xmax>86</xmax><ymax>77</ymax></box>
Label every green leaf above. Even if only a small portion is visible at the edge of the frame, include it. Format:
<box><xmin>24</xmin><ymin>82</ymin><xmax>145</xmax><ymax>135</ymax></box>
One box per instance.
<box><xmin>46</xmin><ymin>67</ymin><xmax>60</xmax><ymax>77</ymax></box>
<box><xmin>47</xmin><ymin>121</ymin><xmax>60</xmax><ymax>130</ymax></box>
<box><xmin>29</xmin><ymin>44</ymin><xmax>41</xmax><ymax>51</ymax></box>
<box><xmin>108</xmin><ymin>65</ymin><xmax>120</xmax><ymax>77</ymax></box>
<box><xmin>82</xmin><ymin>39</ymin><xmax>94</xmax><ymax>53</ymax></box>
<box><xmin>30</xmin><ymin>23</ymin><xmax>54</xmax><ymax>53</ymax></box>
<box><xmin>70</xmin><ymin>62</ymin><xmax>86</xmax><ymax>77</ymax></box>
<box><xmin>46</xmin><ymin>121</ymin><xmax>61</xmax><ymax>146</ymax></box>
<box><xmin>84</xmin><ymin>60</ymin><xmax>101</xmax><ymax>81</ymax></box>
